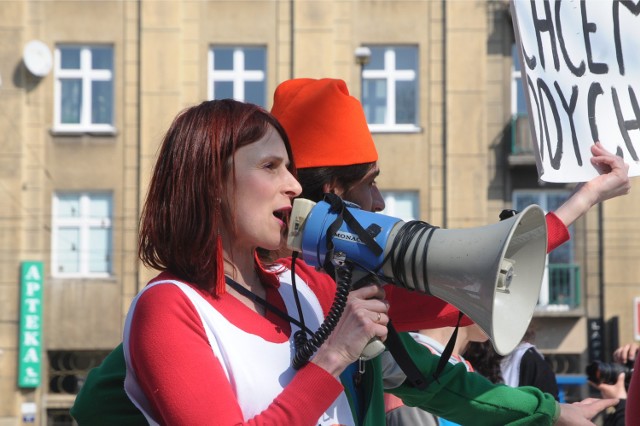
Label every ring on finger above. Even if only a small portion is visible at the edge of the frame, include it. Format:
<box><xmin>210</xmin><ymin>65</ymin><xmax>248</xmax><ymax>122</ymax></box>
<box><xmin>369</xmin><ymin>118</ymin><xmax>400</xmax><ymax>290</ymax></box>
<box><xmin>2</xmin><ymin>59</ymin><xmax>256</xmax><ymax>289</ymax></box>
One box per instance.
<box><xmin>376</xmin><ymin>312</ymin><xmax>381</xmax><ymax>323</ymax></box>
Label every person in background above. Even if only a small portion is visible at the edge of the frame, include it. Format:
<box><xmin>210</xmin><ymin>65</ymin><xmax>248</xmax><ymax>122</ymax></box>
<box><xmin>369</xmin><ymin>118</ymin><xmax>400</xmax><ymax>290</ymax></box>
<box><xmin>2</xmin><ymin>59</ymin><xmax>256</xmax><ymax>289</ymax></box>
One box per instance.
<box><xmin>72</xmin><ymin>79</ymin><xmax>621</xmax><ymax>425</ymax></box>
<box><xmin>384</xmin><ymin>323</ymin><xmax>487</xmax><ymax>426</ymax></box>
<box><xmin>621</xmin><ymin>342</ymin><xmax>639</xmax><ymax>425</ymax></box>
<box><xmin>465</xmin><ymin>324</ymin><xmax>560</xmax><ymax>399</ymax></box>
<box><xmin>501</xmin><ymin>325</ymin><xmax>559</xmax><ymax>399</ymax></box>
<box><xmin>593</xmin><ymin>342</ymin><xmax>639</xmax><ymax>426</ymax></box>
<box><xmin>386</xmin><ymin>321</ymin><xmax>559</xmax><ymax>424</ymax></box>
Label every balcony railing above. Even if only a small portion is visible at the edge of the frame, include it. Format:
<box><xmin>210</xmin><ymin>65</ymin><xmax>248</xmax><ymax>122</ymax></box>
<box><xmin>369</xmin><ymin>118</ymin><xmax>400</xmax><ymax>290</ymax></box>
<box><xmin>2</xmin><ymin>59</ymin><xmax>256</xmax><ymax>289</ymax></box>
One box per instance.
<box><xmin>510</xmin><ymin>113</ymin><xmax>535</xmax><ymax>155</ymax></box>
<box><xmin>539</xmin><ymin>263</ymin><xmax>581</xmax><ymax>311</ymax></box>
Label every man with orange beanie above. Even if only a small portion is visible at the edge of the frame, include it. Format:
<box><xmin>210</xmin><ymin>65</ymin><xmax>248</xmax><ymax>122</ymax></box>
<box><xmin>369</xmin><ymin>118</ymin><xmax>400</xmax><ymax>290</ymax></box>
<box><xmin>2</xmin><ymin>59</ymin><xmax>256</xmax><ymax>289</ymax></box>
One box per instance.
<box><xmin>270</xmin><ymin>77</ymin><xmax>628</xmax><ymax>425</ymax></box>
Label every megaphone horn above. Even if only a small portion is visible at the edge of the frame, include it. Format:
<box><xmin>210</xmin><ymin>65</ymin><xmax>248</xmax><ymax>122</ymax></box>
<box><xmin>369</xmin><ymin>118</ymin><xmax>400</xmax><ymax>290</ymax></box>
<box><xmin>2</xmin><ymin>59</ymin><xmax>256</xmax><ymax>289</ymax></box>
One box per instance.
<box><xmin>287</xmin><ymin>197</ymin><xmax>547</xmax><ymax>356</ymax></box>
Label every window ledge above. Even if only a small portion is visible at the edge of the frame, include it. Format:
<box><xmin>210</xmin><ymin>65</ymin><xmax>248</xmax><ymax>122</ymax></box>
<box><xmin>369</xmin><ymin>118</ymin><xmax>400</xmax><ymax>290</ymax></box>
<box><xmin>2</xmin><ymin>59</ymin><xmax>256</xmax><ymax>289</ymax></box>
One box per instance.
<box><xmin>508</xmin><ymin>153</ymin><xmax>536</xmax><ymax>166</ymax></box>
<box><xmin>45</xmin><ymin>393</ymin><xmax>77</xmax><ymax>408</ymax></box>
<box><xmin>534</xmin><ymin>305</ymin><xmax>585</xmax><ymax>317</ymax></box>
<box><xmin>50</xmin><ymin>127</ymin><xmax>118</xmax><ymax>137</ymax></box>
<box><xmin>369</xmin><ymin>124</ymin><xmax>422</xmax><ymax>134</ymax></box>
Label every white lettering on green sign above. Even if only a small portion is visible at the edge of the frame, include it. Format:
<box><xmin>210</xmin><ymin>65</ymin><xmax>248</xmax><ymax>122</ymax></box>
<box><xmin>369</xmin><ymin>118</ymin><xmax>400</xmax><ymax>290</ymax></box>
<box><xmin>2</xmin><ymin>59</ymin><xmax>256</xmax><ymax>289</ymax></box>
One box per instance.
<box><xmin>18</xmin><ymin>262</ymin><xmax>43</xmax><ymax>388</ymax></box>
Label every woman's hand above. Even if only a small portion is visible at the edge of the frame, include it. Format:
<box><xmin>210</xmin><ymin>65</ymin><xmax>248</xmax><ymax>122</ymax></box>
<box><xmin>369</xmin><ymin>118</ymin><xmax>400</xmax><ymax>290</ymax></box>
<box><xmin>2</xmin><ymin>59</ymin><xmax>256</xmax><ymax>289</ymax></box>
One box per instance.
<box><xmin>555</xmin><ymin>397</ymin><xmax>619</xmax><ymax>425</ymax></box>
<box><xmin>311</xmin><ymin>284</ymin><xmax>389</xmax><ymax>378</ymax></box>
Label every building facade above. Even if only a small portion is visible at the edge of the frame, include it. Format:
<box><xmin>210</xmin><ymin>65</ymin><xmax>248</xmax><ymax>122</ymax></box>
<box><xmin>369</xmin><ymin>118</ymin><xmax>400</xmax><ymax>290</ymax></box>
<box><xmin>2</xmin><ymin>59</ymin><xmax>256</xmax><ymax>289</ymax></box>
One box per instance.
<box><xmin>1</xmin><ymin>0</ymin><xmax>638</xmax><ymax>424</ymax></box>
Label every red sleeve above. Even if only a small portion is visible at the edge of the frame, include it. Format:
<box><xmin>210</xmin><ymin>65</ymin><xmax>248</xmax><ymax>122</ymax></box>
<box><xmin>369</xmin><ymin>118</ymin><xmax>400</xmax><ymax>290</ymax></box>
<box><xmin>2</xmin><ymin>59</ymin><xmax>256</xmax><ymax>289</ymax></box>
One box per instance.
<box><xmin>128</xmin><ymin>283</ymin><xmax>343</xmax><ymax>425</ymax></box>
<box><xmin>385</xmin><ymin>286</ymin><xmax>474</xmax><ymax>331</ymax></box>
<box><xmin>545</xmin><ymin>212</ymin><xmax>570</xmax><ymax>253</ymax></box>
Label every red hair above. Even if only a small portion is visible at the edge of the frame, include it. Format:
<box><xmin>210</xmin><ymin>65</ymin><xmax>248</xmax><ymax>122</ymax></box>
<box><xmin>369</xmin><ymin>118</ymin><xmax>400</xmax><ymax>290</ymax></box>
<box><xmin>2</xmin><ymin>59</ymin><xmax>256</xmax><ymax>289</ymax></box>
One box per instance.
<box><xmin>138</xmin><ymin>99</ymin><xmax>295</xmax><ymax>295</ymax></box>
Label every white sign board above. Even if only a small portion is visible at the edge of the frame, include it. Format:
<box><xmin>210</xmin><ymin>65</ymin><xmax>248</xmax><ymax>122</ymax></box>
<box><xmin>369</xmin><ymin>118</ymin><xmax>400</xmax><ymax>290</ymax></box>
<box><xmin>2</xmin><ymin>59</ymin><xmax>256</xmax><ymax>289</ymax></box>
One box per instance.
<box><xmin>511</xmin><ymin>0</ymin><xmax>640</xmax><ymax>182</ymax></box>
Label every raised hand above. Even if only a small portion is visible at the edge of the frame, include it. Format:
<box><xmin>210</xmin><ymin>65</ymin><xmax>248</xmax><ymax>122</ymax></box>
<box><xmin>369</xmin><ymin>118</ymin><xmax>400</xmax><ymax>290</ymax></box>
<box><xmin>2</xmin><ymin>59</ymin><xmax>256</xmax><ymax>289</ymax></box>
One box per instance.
<box><xmin>554</xmin><ymin>142</ymin><xmax>631</xmax><ymax>228</ymax></box>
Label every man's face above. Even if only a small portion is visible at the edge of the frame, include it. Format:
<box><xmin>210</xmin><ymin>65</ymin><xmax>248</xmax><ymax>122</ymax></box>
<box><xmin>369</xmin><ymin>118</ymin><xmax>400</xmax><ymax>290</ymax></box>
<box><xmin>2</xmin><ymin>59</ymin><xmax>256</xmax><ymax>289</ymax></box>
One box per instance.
<box><xmin>336</xmin><ymin>164</ymin><xmax>385</xmax><ymax>213</ymax></box>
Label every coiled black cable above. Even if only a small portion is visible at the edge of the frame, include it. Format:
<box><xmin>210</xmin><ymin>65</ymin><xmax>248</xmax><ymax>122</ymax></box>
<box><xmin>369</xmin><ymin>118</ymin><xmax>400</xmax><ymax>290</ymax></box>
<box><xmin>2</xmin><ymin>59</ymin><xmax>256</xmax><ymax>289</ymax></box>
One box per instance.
<box><xmin>292</xmin><ymin>256</ymin><xmax>352</xmax><ymax>370</ymax></box>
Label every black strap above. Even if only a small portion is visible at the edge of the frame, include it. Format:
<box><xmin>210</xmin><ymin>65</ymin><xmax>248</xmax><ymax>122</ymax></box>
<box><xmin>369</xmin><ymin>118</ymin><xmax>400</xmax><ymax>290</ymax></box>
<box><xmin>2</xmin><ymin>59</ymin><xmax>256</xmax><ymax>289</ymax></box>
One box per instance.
<box><xmin>385</xmin><ymin>320</ymin><xmax>428</xmax><ymax>390</ymax></box>
<box><xmin>324</xmin><ymin>193</ymin><xmax>384</xmax><ymax>257</ymax></box>
<box><xmin>432</xmin><ymin>311</ymin><xmax>465</xmax><ymax>383</ymax></box>
<box><xmin>224</xmin><ymin>276</ymin><xmax>314</xmax><ymax>335</ymax></box>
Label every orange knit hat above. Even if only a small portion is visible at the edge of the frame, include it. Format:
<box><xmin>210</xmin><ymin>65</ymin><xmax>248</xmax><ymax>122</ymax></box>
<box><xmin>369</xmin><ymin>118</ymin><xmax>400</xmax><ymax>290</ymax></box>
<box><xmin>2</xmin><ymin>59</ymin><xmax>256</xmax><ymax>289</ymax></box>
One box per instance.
<box><xmin>271</xmin><ymin>78</ymin><xmax>378</xmax><ymax>169</ymax></box>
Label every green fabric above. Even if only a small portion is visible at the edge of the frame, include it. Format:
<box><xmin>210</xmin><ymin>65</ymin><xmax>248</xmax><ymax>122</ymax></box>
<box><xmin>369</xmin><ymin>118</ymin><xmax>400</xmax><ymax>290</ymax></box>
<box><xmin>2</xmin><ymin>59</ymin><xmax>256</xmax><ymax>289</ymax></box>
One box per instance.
<box><xmin>71</xmin><ymin>344</ymin><xmax>146</xmax><ymax>425</ymax></box>
<box><xmin>387</xmin><ymin>333</ymin><xmax>561</xmax><ymax>426</ymax></box>
<box><xmin>71</xmin><ymin>335</ymin><xmax>561</xmax><ymax>426</ymax></box>
<box><xmin>361</xmin><ymin>356</ymin><xmax>384</xmax><ymax>426</ymax></box>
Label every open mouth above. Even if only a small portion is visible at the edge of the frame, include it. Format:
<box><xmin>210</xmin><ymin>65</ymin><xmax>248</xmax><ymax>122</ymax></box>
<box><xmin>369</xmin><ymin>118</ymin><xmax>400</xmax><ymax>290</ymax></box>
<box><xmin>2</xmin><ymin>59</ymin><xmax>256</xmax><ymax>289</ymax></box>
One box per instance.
<box><xmin>273</xmin><ymin>208</ymin><xmax>291</xmax><ymax>226</ymax></box>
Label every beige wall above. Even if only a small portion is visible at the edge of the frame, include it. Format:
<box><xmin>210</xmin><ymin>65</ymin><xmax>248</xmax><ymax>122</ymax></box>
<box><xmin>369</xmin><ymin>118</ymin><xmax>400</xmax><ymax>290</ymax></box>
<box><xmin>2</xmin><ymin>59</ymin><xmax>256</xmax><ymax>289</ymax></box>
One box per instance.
<box><xmin>1</xmin><ymin>0</ymin><xmax>639</xmax><ymax>423</ymax></box>
<box><xmin>0</xmin><ymin>1</ymin><xmax>28</xmax><ymax>421</ymax></box>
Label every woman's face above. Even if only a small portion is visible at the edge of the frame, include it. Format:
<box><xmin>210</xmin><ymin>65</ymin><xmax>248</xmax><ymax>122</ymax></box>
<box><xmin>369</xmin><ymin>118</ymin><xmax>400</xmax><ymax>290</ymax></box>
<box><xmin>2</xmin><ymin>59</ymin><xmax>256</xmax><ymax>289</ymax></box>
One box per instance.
<box><xmin>224</xmin><ymin>126</ymin><xmax>302</xmax><ymax>252</ymax></box>
<box><xmin>331</xmin><ymin>164</ymin><xmax>385</xmax><ymax>213</ymax></box>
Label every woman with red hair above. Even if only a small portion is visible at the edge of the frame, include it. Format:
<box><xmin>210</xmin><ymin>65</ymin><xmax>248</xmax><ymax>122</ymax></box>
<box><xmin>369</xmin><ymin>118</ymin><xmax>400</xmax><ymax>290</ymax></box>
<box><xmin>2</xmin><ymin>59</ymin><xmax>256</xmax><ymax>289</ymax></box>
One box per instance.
<box><xmin>122</xmin><ymin>99</ymin><xmax>389</xmax><ymax>424</ymax></box>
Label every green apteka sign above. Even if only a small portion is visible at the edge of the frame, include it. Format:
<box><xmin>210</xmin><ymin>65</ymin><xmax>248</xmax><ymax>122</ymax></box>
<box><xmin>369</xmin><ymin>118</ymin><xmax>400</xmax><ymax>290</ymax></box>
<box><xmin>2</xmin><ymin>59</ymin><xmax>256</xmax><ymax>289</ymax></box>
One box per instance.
<box><xmin>18</xmin><ymin>261</ymin><xmax>43</xmax><ymax>388</ymax></box>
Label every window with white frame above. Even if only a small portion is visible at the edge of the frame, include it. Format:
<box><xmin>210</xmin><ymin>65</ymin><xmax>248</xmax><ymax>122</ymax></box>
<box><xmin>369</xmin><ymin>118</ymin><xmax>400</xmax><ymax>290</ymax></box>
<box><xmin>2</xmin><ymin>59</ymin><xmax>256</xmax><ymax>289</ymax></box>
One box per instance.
<box><xmin>361</xmin><ymin>46</ymin><xmax>419</xmax><ymax>132</ymax></box>
<box><xmin>52</xmin><ymin>193</ymin><xmax>113</xmax><ymax>277</ymax></box>
<box><xmin>514</xmin><ymin>190</ymin><xmax>576</xmax><ymax>309</ymax></box>
<box><xmin>54</xmin><ymin>45</ymin><xmax>114</xmax><ymax>133</ymax></box>
<box><xmin>381</xmin><ymin>190</ymin><xmax>419</xmax><ymax>222</ymax></box>
<box><xmin>209</xmin><ymin>46</ymin><xmax>266</xmax><ymax>107</ymax></box>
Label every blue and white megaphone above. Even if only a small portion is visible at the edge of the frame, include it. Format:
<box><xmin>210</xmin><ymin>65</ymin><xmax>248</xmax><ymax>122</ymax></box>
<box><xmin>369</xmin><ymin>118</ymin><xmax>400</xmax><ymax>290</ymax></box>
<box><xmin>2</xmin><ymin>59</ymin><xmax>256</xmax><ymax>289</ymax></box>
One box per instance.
<box><xmin>287</xmin><ymin>196</ymin><xmax>548</xmax><ymax>356</ymax></box>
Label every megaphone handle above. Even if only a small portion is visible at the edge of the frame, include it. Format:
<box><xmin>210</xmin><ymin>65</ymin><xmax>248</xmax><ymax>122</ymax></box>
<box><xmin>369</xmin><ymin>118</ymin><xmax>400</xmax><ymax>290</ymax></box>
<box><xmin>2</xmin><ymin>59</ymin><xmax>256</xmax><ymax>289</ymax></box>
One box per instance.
<box><xmin>361</xmin><ymin>338</ymin><xmax>386</xmax><ymax>360</ymax></box>
<box><xmin>384</xmin><ymin>321</ymin><xmax>428</xmax><ymax>390</ymax></box>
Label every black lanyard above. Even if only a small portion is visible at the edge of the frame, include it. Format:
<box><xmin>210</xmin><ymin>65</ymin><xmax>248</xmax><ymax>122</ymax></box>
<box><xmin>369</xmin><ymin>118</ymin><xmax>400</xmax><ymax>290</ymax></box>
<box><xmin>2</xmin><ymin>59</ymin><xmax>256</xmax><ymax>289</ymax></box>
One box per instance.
<box><xmin>224</xmin><ymin>275</ymin><xmax>313</xmax><ymax>335</ymax></box>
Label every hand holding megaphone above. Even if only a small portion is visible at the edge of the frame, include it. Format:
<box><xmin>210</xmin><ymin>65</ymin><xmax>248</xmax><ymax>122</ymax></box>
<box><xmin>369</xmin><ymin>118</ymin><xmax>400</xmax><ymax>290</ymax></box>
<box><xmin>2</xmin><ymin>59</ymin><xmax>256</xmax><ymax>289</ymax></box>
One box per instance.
<box><xmin>335</xmin><ymin>281</ymin><xmax>390</xmax><ymax>361</ymax></box>
<box><xmin>318</xmin><ymin>248</ymin><xmax>388</xmax><ymax>361</ymax></box>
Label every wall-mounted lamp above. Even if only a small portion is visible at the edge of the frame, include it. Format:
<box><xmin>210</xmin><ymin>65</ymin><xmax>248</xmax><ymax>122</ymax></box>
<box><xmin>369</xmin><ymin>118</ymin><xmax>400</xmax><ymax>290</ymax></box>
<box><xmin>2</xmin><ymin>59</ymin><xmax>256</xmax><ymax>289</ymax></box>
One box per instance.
<box><xmin>354</xmin><ymin>46</ymin><xmax>372</xmax><ymax>66</ymax></box>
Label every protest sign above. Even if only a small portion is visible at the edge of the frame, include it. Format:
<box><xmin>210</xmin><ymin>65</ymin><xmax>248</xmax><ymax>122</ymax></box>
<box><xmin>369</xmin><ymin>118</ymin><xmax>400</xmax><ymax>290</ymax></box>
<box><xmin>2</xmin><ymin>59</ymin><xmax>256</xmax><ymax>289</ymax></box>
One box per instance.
<box><xmin>511</xmin><ymin>0</ymin><xmax>640</xmax><ymax>182</ymax></box>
